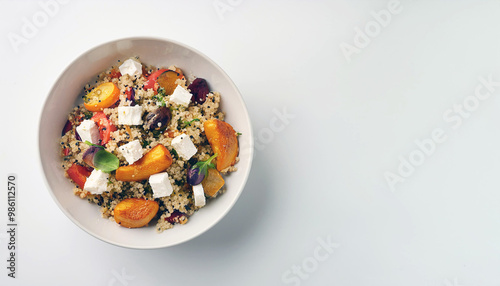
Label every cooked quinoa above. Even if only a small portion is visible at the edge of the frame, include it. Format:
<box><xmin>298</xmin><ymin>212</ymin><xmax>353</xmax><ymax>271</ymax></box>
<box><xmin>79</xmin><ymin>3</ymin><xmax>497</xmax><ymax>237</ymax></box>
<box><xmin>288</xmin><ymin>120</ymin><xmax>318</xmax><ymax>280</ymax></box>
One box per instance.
<box><xmin>60</xmin><ymin>58</ymin><xmax>238</xmax><ymax>232</ymax></box>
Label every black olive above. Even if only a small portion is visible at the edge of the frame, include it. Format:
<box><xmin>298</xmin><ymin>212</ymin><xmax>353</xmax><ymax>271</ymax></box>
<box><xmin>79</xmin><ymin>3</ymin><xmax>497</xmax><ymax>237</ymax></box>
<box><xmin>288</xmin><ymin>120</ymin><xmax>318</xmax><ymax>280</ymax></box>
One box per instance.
<box><xmin>144</xmin><ymin>106</ymin><xmax>171</xmax><ymax>131</ymax></box>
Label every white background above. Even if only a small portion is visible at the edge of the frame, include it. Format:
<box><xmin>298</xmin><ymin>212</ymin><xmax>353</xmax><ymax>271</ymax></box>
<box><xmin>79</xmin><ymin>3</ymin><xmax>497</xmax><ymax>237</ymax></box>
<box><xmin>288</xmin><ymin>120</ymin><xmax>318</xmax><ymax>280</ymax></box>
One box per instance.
<box><xmin>1</xmin><ymin>0</ymin><xmax>500</xmax><ymax>285</ymax></box>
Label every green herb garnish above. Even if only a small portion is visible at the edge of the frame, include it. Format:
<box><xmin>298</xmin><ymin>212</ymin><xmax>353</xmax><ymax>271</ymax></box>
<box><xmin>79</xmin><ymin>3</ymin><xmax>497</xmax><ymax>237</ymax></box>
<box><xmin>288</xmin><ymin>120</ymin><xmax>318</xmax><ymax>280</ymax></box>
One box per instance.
<box><xmin>151</xmin><ymin>130</ymin><xmax>162</xmax><ymax>138</ymax></box>
<box><xmin>85</xmin><ymin>141</ymin><xmax>102</xmax><ymax>148</ymax></box>
<box><xmin>193</xmin><ymin>153</ymin><xmax>218</xmax><ymax>178</ymax></box>
<box><xmin>94</xmin><ymin>150</ymin><xmax>119</xmax><ymax>173</ymax></box>
<box><xmin>84</xmin><ymin>111</ymin><xmax>93</xmax><ymax>119</ymax></box>
<box><xmin>141</xmin><ymin>139</ymin><xmax>150</xmax><ymax>148</ymax></box>
<box><xmin>182</xmin><ymin>118</ymin><xmax>200</xmax><ymax>127</ymax></box>
<box><xmin>237</xmin><ymin>132</ymin><xmax>242</xmax><ymax>136</ymax></box>
<box><xmin>170</xmin><ymin>148</ymin><xmax>178</xmax><ymax>159</ymax></box>
<box><xmin>153</xmin><ymin>95</ymin><xmax>166</xmax><ymax>107</ymax></box>
<box><xmin>84</xmin><ymin>141</ymin><xmax>119</xmax><ymax>173</ymax></box>
<box><xmin>153</xmin><ymin>88</ymin><xmax>168</xmax><ymax>107</ymax></box>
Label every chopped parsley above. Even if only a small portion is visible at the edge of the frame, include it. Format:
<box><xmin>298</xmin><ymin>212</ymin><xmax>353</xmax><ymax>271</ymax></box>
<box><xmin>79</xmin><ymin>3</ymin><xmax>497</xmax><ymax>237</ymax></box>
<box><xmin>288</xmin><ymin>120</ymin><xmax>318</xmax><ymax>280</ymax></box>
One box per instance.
<box><xmin>182</xmin><ymin>118</ymin><xmax>200</xmax><ymax>128</ymax></box>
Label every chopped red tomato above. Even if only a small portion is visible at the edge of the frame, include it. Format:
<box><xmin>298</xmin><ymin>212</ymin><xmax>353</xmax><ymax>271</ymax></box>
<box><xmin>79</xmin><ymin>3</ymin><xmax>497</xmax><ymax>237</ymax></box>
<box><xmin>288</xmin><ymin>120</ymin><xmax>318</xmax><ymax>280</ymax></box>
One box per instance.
<box><xmin>91</xmin><ymin>112</ymin><xmax>116</xmax><ymax>145</ymax></box>
<box><xmin>125</xmin><ymin>87</ymin><xmax>134</xmax><ymax>101</ymax></box>
<box><xmin>144</xmin><ymin>69</ymin><xmax>168</xmax><ymax>90</ymax></box>
<box><xmin>62</xmin><ymin>148</ymin><xmax>71</xmax><ymax>156</ymax></box>
<box><xmin>67</xmin><ymin>164</ymin><xmax>92</xmax><ymax>189</ymax></box>
<box><xmin>110</xmin><ymin>68</ymin><xmax>121</xmax><ymax>79</ymax></box>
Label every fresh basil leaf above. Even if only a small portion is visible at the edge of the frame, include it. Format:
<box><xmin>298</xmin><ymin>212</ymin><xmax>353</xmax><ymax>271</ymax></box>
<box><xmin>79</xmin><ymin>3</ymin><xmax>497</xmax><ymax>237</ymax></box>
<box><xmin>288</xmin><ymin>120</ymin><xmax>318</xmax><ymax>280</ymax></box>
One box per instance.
<box><xmin>84</xmin><ymin>141</ymin><xmax>104</xmax><ymax>148</ymax></box>
<box><xmin>94</xmin><ymin>149</ymin><xmax>119</xmax><ymax>173</ymax></box>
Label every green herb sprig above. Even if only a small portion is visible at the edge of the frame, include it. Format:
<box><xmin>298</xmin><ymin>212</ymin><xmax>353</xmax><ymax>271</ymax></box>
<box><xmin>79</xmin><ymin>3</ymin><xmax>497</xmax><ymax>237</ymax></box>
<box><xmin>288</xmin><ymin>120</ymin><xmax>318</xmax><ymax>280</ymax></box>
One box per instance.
<box><xmin>84</xmin><ymin>141</ymin><xmax>119</xmax><ymax>173</ymax></box>
<box><xmin>193</xmin><ymin>153</ymin><xmax>218</xmax><ymax>177</ymax></box>
<box><xmin>153</xmin><ymin>87</ymin><xmax>167</xmax><ymax>107</ymax></box>
<box><xmin>182</xmin><ymin>118</ymin><xmax>200</xmax><ymax>127</ymax></box>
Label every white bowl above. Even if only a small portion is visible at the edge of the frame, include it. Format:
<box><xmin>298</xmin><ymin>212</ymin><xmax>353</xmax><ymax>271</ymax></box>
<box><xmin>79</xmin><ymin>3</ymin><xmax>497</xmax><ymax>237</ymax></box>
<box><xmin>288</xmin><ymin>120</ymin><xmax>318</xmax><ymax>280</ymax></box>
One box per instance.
<box><xmin>39</xmin><ymin>37</ymin><xmax>253</xmax><ymax>249</ymax></box>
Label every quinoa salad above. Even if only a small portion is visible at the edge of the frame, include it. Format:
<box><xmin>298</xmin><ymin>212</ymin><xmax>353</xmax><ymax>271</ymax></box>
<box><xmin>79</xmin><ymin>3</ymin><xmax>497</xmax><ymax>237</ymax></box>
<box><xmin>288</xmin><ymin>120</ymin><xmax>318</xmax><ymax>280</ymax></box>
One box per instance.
<box><xmin>60</xmin><ymin>57</ymin><xmax>240</xmax><ymax>232</ymax></box>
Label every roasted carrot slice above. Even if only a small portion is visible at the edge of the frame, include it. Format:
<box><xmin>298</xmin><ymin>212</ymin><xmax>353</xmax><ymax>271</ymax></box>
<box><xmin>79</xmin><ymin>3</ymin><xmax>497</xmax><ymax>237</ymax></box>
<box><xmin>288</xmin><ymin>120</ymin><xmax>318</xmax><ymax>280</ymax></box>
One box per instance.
<box><xmin>114</xmin><ymin>198</ymin><xmax>159</xmax><ymax>228</ymax></box>
<box><xmin>204</xmin><ymin>119</ymin><xmax>239</xmax><ymax>171</ymax></box>
<box><xmin>115</xmin><ymin>144</ymin><xmax>173</xmax><ymax>181</ymax></box>
<box><xmin>202</xmin><ymin>168</ymin><xmax>225</xmax><ymax>197</ymax></box>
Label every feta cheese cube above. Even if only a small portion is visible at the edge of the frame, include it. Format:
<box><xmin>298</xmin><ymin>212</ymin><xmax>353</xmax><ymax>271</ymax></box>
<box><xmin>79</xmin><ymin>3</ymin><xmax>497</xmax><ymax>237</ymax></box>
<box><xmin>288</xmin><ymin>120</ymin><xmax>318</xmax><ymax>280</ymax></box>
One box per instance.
<box><xmin>119</xmin><ymin>58</ymin><xmax>142</xmax><ymax>76</ymax></box>
<box><xmin>118</xmin><ymin>140</ymin><xmax>143</xmax><ymax>165</ymax></box>
<box><xmin>169</xmin><ymin>85</ymin><xmax>192</xmax><ymax>107</ymax></box>
<box><xmin>171</xmin><ymin>134</ymin><xmax>197</xmax><ymax>160</ymax></box>
<box><xmin>192</xmin><ymin>184</ymin><xmax>206</xmax><ymax>207</ymax></box>
<box><xmin>84</xmin><ymin>170</ymin><xmax>109</xmax><ymax>195</ymax></box>
<box><xmin>149</xmin><ymin>172</ymin><xmax>174</xmax><ymax>198</ymax></box>
<box><xmin>118</xmin><ymin>105</ymin><xmax>143</xmax><ymax>125</ymax></box>
<box><xmin>76</xmin><ymin>120</ymin><xmax>100</xmax><ymax>144</ymax></box>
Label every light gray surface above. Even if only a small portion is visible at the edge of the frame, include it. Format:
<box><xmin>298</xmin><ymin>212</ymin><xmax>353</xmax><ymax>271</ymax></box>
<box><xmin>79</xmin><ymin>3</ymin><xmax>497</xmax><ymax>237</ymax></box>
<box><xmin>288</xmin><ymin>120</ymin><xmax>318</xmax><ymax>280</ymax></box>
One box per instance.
<box><xmin>1</xmin><ymin>0</ymin><xmax>500</xmax><ymax>285</ymax></box>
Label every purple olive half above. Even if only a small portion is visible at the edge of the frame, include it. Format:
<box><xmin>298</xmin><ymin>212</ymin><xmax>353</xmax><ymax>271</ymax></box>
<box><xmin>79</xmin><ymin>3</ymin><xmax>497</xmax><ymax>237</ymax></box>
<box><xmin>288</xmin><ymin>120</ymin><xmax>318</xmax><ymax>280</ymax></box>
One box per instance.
<box><xmin>126</xmin><ymin>87</ymin><xmax>136</xmax><ymax>106</ymax></box>
<box><xmin>145</xmin><ymin>106</ymin><xmax>171</xmax><ymax>131</ymax></box>
<box><xmin>82</xmin><ymin>146</ymin><xmax>101</xmax><ymax>168</ymax></box>
<box><xmin>187</xmin><ymin>166</ymin><xmax>205</xmax><ymax>186</ymax></box>
<box><xmin>188</xmin><ymin>78</ymin><xmax>209</xmax><ymax>104</ymax></box>
<box><xmin>62</xmin><ymin>120</ymin><xmax>72</xmax><ymax>136</ymax></box>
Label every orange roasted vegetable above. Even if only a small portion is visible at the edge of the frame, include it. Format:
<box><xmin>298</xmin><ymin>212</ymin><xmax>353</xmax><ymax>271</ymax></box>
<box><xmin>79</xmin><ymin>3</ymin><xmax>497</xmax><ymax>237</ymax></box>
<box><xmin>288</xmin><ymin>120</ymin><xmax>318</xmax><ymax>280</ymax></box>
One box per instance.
<box><xmin>115</xmin><ymin>144</ymin><xmax>172</xmax><ymax>181</ymax></box>
<box><xmin>114</xmin><ymin>198</ymin><xmax>159</xmax><ymax>228</ymax></box>
<box><xmin>157</xmin><ymin>70</ymin><xmax>183</xmax><ymax>95</ymax></box>
<box><xmin>83</xmin><ymin>82</ymin><xmax>120</xmax><ymax>112</ymax></box>
<box><xmin>202</xmin><ymin>168</ymin><xmax>225</xmax><ymax>197</ymax></box>
<box><xmin>203</xmin><ymin>119</ymin><xmax>239</xmax><ymax>171</ymax></box>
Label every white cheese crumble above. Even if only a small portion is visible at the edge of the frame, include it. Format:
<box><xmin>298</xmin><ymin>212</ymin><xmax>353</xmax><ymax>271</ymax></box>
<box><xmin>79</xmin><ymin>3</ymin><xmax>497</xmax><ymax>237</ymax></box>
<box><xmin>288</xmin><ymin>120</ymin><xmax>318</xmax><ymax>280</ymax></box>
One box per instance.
<box><xmin>118</xmin><ymin>105</ymin><xmax>143</xmax><ymax>125</ymax></box>
<box><xmin>76</xmin><ymin>120</ymin><xmax>100</xmax><ymax>144</ymax></box>
<box><xmin>118</xmin><ymin>140</ymin><xmax>143</xmax><ymax>165</ymax></box>
<box><xmin>169</xmin><ymin>85</ymin><xmax>192</xmax><ymax>107</ymax></box>
<box><xmin>193</xmin><ymin>184</ymin><xmax>206</xmax><ymax>207</ymax></box>
<box><xmin>84</xmin><ymin>169</ymin><xmax>109</xmax><ymax>195</ymax></box>
<box><xmin>119</xmin><ymin>58</ymin><xmax>142</xmax><ymax>76</ymax></box>
<box><xmin>149</xmin><ymin>172</ymin><xmax>174</xmax><ymax>198</ymax></box>
<box><xmin>171</xmin><ymin>134</ymin><xmax>197</xmax><ymax>160</ymax></box>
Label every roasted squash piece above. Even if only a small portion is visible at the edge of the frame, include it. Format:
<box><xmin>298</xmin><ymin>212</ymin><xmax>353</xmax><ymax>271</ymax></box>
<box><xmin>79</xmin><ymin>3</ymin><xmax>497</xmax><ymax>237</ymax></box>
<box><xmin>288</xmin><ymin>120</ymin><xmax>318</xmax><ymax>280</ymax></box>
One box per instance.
<box><xmin>202</xmin><ymin>168</ymin><xmax>225</xmax><ymax>197</ymax></box>
<box><xmin>157</xmin><ymin>70</ymin><xmax>183</xmax><ymax>95</ymax></box>
<box><xmin>83</xmin><ymin>82</ymin><xmax>120</xmax><ymax>112</ymax></box>
<box><xmin>115</xmin><ymin>144</ymin><xmax>172</xmax><ymax>181</ymax></box>
<box><xmin>114</xmin><ymin>198</ymin><xmax>159</xmax><ymax>228</ymax></box>
<box><xmin>204</xmin><ymin>119</ymin><xmax>239</xmax><ymax>171</ymax></box>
